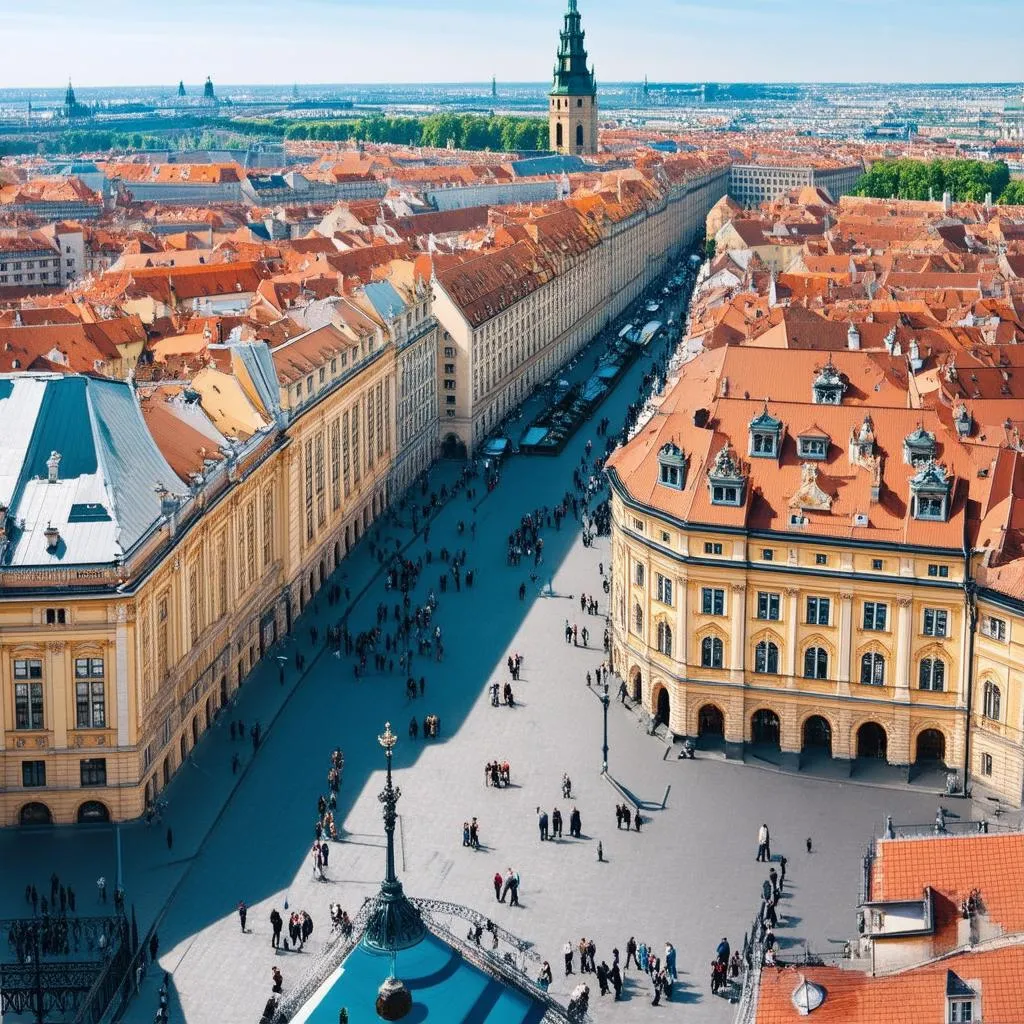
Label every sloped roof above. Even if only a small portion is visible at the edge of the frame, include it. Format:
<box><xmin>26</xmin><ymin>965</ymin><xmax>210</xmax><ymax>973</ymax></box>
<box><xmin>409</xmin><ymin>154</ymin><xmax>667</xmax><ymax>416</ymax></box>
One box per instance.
<box><xmin>0</xmin><ymin>373</ymin><xmax>185</xmax><ymax>566</ymax></box>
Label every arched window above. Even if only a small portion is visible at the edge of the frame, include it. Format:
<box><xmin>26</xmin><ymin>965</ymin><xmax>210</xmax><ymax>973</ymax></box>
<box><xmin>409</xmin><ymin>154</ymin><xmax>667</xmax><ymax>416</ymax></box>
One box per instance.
<box><xmin>701</xmin><ymin>636</ymin><xmax>724</xmax><ymax>668</ymax></box>
<box><xmin>656</xmin><ymin>621</ymin><xmax>672</xmax><ymax>657</ymax></box>
<box><xmin>632</xmin><ymin>603</ymin><xmax>643</xmax><ymax>635</ymax></box>
<box><xmin>918</xmin><ymin>657</ymin><xmax>945</xmax><ymax>692</ymax></box>
<box><xmin>983</xmin><ymin>680</ymin><xmax>1001</xmax><ymax>721</ymax></box>
<box><xmin>861</xmin><ymin>652</ymin><xmax>885</xmax><ymax>686</ymax></box>
<box><xmin>755</xmin><ymin>640</ymin><xmax>779</xmax><ymax>674</ymax></box>
<box><xmin>803</xmin><ymin>646</ymin><xmax>828</xmax><ymax>680</ymax></box>
<box><xmin>556</xmin><ymin>123</ymin><xmax>563</xmax><ymax>148</ymax></box>
<box><xmin>576</xmin><ymin>124</ymin><xmax>584</xmax><ymax>148</ymax></box>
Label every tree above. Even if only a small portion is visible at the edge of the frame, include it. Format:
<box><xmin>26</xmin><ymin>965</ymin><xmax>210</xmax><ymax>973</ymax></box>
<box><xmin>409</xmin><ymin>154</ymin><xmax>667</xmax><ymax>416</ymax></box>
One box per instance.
<box><xmin>999</xmin><ymin>181</ymin><xmax>1024</xmax><ymax>205</ymax></box>
<box><xmin>705</xmin><ymin>237</ymin><xmax>717</xmax><ymax>261</ymax></box>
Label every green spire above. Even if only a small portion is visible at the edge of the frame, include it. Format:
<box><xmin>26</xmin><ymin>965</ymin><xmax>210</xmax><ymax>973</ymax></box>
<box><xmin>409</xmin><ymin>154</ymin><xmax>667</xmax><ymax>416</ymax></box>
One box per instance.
<box><xmin>550</xmin><ymin>0</ymin><xmax>596</xmax><ymax>97</ymax></box>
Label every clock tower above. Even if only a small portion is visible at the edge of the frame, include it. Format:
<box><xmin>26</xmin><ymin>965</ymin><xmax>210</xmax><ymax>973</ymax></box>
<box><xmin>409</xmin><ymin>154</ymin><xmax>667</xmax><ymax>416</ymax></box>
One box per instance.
<box><xmin>548</xmin><ymin>0</ymin><xmax>598</xmax><ymax>155</ymax></box>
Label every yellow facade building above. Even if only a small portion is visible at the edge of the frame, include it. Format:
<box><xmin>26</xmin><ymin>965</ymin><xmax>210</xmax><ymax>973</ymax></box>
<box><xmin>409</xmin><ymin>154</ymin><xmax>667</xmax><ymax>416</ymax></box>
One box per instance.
<box><xmin>607</xmin><ymin>345</ymin><xmax>1024</xmax><ymax>806</ymax></box>
<box><xmin>0</xmin><ymin>292</ymin><xmax>398</xmax><ymax>825</ymax></box>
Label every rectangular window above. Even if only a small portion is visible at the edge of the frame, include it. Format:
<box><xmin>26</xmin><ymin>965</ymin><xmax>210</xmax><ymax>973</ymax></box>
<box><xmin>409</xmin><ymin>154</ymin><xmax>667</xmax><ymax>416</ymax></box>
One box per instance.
<box><xmin>80</xmin><ymin>758</ymin><xmax>107</xmax><ymax>787</ymax></box>
<box><xmin>366</xmin><ymin>390</ymin><xmax>376</xmax><ymax>469</ymax></box>
<box><xmin>704</xmin><ymin>542</ymin><xmax>723</xmax><ymax>555</ymax></box>
<box><xmin>761</xmin><ymin>548</ymin><xmax>774</xmax><ymax>561</ymax></box>
<box><xmin>188</xmin><ymin>563</ymin><xmax>201</xmax><ymax>644</ymax></box>
<box><xmin>14</xmin><ymin>659</ymin><xmax>44</xmax><ymax>730</ymax></box>
<box><xmin>701</xmin><ymin>587</ymin><xmax>725</xmax><ymax>616</ymax></box>
<box><xmin>304</xmin><ymin>437</ymin><xmax>314</xmax><ymax>543</ymax></box>
<box><xmin>351</xmin><ymin>405</ymin><xmax>361</xmax><ymax>484</ymax></box>
<box><xmin>923</xmin><ymin>608</ymin><xmax>948</xmax><ymax>637</ymax></box>
<box><xmin>314</xmin><ymin>434</ymin><xmax>326</xmax><ymax>527</ymax></box>
<box><xmin>342</xmin><ymin>411</ymin><xmax>351</xmax><ymax>497</ymax></box>
<box><xmin>863</xmin><ymin>602</ymin><xmax>888</xmax><ymax>631</ymax></box>
<box><xmin>872</xmin><ymin>559</ymin><xmax>884</xmax><ymax>570</ymax></box>
<box><xmin>75</xmin><ymin>658</ymin><xmax>106</xmax><ymax>728</ymax></box>
<box><xmin>45</xmin><ymin>607</ymin><xmax>67</xmax><ymax>625</ymax></box>
<box><xmin>949</xmin><ymin>999</ymin><xmax>974</xmax><ymax>1023</ymax></box>
<box><xmin>981</xmin><ymin>752</ymin><xmax>993</xmax><ymax>777</ymax></box>
<box><xmin>661</xmin><ymin>531</ymin><xmax>671</xmax><ymax>543</ymax></box>
<box><xmin>632</xmin><ymin>518</ymin><xmax>644</xmax><ymax>533</ymax></box>
<box><xmin>22</xmin><ymin>760</ymin><xmax>46</xmax><ymax>787</ymax></box>
<box><xmin>806</xmin><ymin>597</ymin><xmax>830</xmax><ymax>625</ymax></box>
<box><xmin>927</xmin><ymin>564</ymin><xmax>950</xmax><ymax>578</ymax></box>
<box><xmin>634</xmin><ymin>563</ymin><xmax>645</xmax><ymax>587</ymax></box>
<box><xmin>815</xmin><ymin>553</ymin><xmax>828</xmax><ymax>566</ymax></box>
<box><xmin>156</xmin><ymin>595</ymin><xmax>169</xmax><ymax>682</ymax></box>
<box><xmin>756</xmin><ymin>592</ymin><xmax>780</xmax><ymax>620</ymax></box>
<box><xmin>656</xmin><ymin>574</ymin><xmax>673</xmax><ymax>606</ymax></box>
<box><xmin>263</xmin><ymin>488</ymin><xmax>275</xmax><ymax>567</ymax></box>
<box><xmin>981</xmin><ymin>616</ymin><xmax>1007</xmax><ymax>641</ymax></box>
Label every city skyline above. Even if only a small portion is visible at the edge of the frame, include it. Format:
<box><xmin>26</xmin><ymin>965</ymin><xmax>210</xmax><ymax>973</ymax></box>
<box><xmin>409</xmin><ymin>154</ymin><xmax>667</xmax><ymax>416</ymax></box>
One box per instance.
<box><xmin>1</xmin><ymin>0</ymin><xmax>1022</xmax><ymax>89</ymax></box>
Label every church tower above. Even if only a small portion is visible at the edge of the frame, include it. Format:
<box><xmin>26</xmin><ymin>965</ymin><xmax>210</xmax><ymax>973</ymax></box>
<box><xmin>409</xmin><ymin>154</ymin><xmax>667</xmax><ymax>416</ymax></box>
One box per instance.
<box><xmin>548</xmin><ymin>0</ymin><xmax>598</xmax><ymax>155</ymax></box>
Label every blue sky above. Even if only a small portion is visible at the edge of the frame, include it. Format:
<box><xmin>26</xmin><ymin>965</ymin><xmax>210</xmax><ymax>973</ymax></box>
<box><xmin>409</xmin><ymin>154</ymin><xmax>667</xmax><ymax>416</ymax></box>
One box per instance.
<box><xmin>0</xmin><ymin>0</ymin><xmax>1021</xmax><ymax>87</ymax></box>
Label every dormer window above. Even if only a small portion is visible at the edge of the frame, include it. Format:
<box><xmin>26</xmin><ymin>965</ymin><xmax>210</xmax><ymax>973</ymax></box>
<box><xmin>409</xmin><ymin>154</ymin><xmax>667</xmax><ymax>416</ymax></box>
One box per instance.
<box><xmin>903</xmin><ymin>425</ymin><xmax>937</xmax><ymax>467</ymax></box>
<box><xmin>748</xmin><ymin>405</ymin><xmax>782</xmax><ymax>459</ymax></box>
<box><xmin>946</xmin><ymin>970</ymin><xmax>978</xmax><ymax>1023</ymax></box>
<box><xmin>657</xmin><ymin>441</ymin><xmax>687</xmax><ymax>490</ymax></box>
<box><xmin>708</xmin><ymin>442</ymin><xmax>746</xmax><ymax>507</ymax></box>
<box><xmin>909</xmin><ymin>460</ymin><xmax>952</xmax><ymax>522</ymax></box>
<box><xmin>798</xmin><ymin>427</ymin><xmax>829</xmax><ymax>461</ymax></box>
<box><xmin>812</xmin><ymin>357</ymin><xmax>847</xmax><ymax>405</ymax></box>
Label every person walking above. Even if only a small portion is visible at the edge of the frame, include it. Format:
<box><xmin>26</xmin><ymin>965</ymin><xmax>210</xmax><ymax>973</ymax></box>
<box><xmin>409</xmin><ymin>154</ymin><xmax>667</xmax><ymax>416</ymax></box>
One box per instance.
<box><xmin>665</xmin><ymin>942</ymin><xmax>677</xmax><ymax>980</ymax></box>
<box><xmin>564</xmin><ymin>941</ymin><xmax>574</xmax><ymax>975</ymax></box>
<box><xmin>756</xmin><ymin>823</ymin><xmax>770</xmax><ymax>862</ymax></box>
<box><xmin>538</xmin><ymin>810</ymin><xmax>549</xmax><ymax>841</ymax></box>
<box><xmin>270</xmin><ymin>908</ymin><xmax>283</xmax><ymax>948</ymax></box>
<box><xmin>238</xmin><ymin>900</ymin><xmax>248</xmax><ymax>933</ymax></box>
<box><xmin>552</xmin><ymin>807</ymin><xmax>563</xmax><ymax>838</ymax></box>
<box><xmin>508</xmin><ymin>870</ymin><xmax>520</xmax><ymax>907</ymax></box>
<box><xmin>493</xmin><ymin>871</ymin><xmax>503</xmax><ymax>901</ymax></box>
<box><xmin>166</xmin><ymin>827</ymin><xmax>174</xmax><ymax>851</ymax></box>
<box><xmin>626</xmin><ymin>936</ymin><xmax>639</xmax><ymax>970</ymax></box>
<box><xmin>609</xmin><ymin>961</ymin><xmax>623</xmax><ymax>999</ymax></box>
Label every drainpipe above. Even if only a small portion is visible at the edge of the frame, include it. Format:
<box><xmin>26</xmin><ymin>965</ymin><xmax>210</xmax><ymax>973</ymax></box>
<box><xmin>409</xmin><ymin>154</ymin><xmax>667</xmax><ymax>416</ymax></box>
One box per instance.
<box><xmin>962</xmin><ymin>540</ymin><xmax>977</xmax><ymax>798</ymax></box>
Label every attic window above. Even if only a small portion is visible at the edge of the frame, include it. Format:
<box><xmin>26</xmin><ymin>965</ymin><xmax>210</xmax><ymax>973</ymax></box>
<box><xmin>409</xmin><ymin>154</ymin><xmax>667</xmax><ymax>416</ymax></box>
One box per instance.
<box><xmin>657</xmin><ymin>442</ymin><xmax>686</xmax><ymax>490</ymax></box>
<box><xmin>748</xmin><ymin>405</ymin><xmax>782</xmax><ymax>459</ymax></box>
<box><xmin>909</xmin><ymin>460</ymin><xmax>952</xmax><ymax>523</ymax></box>
<box><xmin>812</xmin><ymin>358</ymin><xmax>847</xmax><ymax>405</ymax></box>
<box><xmin>798</xmin><ymin>436</ymin><xmax>828</xmax><ymax>460</ymax></box>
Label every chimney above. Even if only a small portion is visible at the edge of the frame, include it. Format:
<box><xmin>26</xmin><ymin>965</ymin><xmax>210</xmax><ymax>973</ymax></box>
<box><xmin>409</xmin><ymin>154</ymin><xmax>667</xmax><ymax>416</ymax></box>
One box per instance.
<box><xmin>44</xmin><ymin>522</ymin><xmax>60</xmax><ymax>551</ymax></box>
<box><xmin>46</xmin><ymin>451</ymin><xmax>61</xmax><ymax>484</ymax></box>
<box><xmin>942</xmin><ymin>191</ymin><xmax>952</xmax><ymax>214</ymax></box>
<box><xmin>847</xmin><ymin>322</ymin><xmax>861</xmax><ymax>350</ymax></box>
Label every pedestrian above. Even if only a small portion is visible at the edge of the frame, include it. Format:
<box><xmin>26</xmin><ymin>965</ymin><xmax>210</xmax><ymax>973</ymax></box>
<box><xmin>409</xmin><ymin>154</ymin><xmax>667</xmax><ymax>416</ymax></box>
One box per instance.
<box><xmin>538</xmin><ymin>960</ymin><xmax>553</xmax><ymax>991</ymax></box>
<box><xmin>769</xmin><ymin>866</ymin><xmax>779</xmax><ymax>898</ymax></box>
<box><xmin>626</xmin><ymin>936</ymin><xmax>639</xmax><ymax>969</ymax></box>
<box><xmin>570</xmin><ymin>806</ymin><xmax>581</xmax><ymax>838</ymax></box>
<box><xmin>552</xmin><ymin>807</ymin><xmax>563</xmax><ymax>838</ymax></box>
<box><xmin>271</xmin><ymin>966</ymin><xmax>283</xmax><ymax>993</ymax></box>
<box><xmin>238</xmin><ymin>900</ymin><xmax>248</xmax><ymax>932</ymax></box>
<box><xmin>779</xmin><ymin>854</ymin><xmax>788</xmax><ymax>891</ymax></box>
<box><xmin>508</xmin><ymin>870</ymin><xmax>520</xmax><ymax>906</ymax></box>
<box><xmin>756</xmin><ymin>823</ymin><xmax>769</xmax><ymax>862</ymax></box>
<box><xmin>716</xmin><ymin>936</ymin><xmax>730</xmax><ymax>967</ymax></box>
<box><xmin>564</xmin><ymin>941</ymin><xmax>574</xmax><ymax>975</ymax></box>
<box><xmin>270</xmin><ymin>908</ymin><xmax>283</xmax><ymax>948</ymax></box>
<box><xmin>610</xmin><ymin>961</ymin><xmax>622</xmax><ymax>999</ymax></box>
<box><xmin>96</xmin><ymin>877</ymin><xmax>106</xmax><ymax>903</ymax></box>
<box><xmin>493</xmin><ymin>872</ymin><xmax>503</xmax><ymax>901</ymax></box>
<box><xmin>538</xmin><ymin>810</ymin><xmax>549</xmax><ymax>841</ymax></box>
<box><xmin>634</xmin><ymin>808</ymin><xmax>641</xmax><ymax>832</ymax></box>
<box><xmin>596</xmin><ymin>960</ymin><xmax>609</xmax><ymax>996</ymax></box>
<box><xmin>665</xmin><ymin>942</ymin><xmax>677</xmax><ymax>979</ymax></box>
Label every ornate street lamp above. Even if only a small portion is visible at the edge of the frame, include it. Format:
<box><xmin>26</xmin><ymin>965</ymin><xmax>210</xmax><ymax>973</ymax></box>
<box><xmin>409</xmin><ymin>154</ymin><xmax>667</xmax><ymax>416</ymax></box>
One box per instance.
<box><xmin>363</xmin><ymin>722</ymin><xmax>425</xmax><ymax>1020</ymax></box>
<box><xmin>601</xmin><ymin>681</ymin><xmax>610</xmax><ymax>774</ymax></box>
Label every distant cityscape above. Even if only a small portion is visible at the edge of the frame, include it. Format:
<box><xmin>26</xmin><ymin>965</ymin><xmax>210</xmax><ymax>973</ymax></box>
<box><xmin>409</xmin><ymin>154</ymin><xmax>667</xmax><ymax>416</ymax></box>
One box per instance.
<box><xmin>1</xmin><ymin>2</ymin><xmax>1024</xmax><ymax>1024</ymax></box>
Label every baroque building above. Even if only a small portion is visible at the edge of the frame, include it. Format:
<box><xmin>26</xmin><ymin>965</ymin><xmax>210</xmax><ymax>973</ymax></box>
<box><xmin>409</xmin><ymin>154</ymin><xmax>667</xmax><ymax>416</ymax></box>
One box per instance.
<box><xmin>548</xmin><ymin>0</ymin><xmax>598</xmax><ymax>156</ymax></box>
<box><xmin>607</xmin><ymin>345</ymin><xmax>1024</xmax><ymax>806</ymax></box>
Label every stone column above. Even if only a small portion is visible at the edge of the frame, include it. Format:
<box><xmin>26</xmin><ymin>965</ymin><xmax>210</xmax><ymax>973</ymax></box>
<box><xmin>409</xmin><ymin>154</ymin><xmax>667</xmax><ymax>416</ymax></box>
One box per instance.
<box><xmin>115</xmin><ymin>606</ymin><xmax>130</xmax><ymax>749</ymax></box>
<box><xmin>730</xmin><ymin>584</ymin><xmax>747</xmax><ymax>681</ymax></box>
<box><xmin>894</xmin><ymin>596</ymin><xmax>913</xmax><ymax>701</ymax></box>
<box><xmin>785</xmin><ymin>588</ymin><xmax>799</xmax><ymax>679</ymax></box>
<box><xmin>838</xmin><ymin>591</ymin><xmax>853</xmax><ymax>695</ymax></box>
<box><xmin>675</xmin><ymin>575</ymin><xmax>688</xmax><ymax>669</ymax></box>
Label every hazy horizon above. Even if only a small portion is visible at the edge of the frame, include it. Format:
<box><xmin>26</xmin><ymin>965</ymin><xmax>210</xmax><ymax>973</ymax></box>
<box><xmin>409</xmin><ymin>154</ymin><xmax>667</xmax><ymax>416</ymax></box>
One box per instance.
<box><xmin>1</xmin><ymin>0</ymin><xmax>1022</xmax><ymax>89</ymax></box>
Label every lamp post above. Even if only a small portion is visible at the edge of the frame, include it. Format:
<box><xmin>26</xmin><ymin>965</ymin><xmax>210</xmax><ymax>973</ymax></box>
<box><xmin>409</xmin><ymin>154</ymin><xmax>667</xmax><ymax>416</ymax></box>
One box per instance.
<box><xmin>601</xmin><ymin>681</ymin><xmax>610</xmax><ymax>774</ymax></box>
<box><xmin>276</xmin><ymin>655</ymin><xmax>287</xmax><ymax>686</ymax></box>
<box><xmin>364</xmin><ymin>722</ymin><xmax>425</xmax><ymax>1021</ymax></box>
